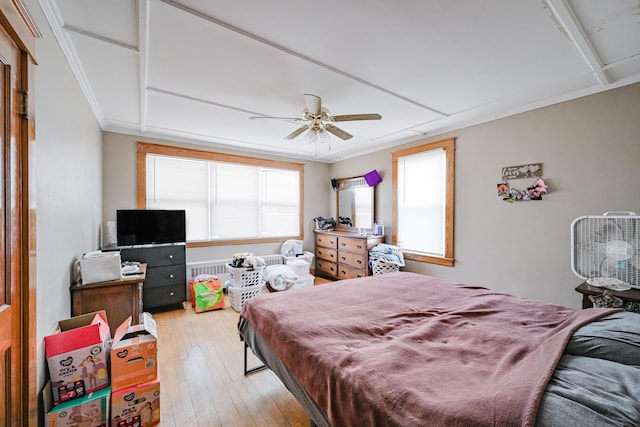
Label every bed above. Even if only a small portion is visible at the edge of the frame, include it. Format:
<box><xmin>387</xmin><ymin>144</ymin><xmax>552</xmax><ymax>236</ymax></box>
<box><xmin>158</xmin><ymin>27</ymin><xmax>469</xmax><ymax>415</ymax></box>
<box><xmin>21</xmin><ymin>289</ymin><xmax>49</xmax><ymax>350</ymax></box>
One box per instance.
<box><xmin>238</xmin><ymin>272</ymin><xmax>640</xmax><ymax>426</ymax></box>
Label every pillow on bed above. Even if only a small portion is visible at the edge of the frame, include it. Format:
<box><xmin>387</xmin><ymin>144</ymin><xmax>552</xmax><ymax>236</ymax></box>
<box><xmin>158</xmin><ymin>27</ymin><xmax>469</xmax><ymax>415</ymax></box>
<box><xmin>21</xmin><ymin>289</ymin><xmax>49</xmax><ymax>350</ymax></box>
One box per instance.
<box><xmin>264</xmin><ymin>265</ymin><xmax>298</xmax><ymax>292</ymax></box>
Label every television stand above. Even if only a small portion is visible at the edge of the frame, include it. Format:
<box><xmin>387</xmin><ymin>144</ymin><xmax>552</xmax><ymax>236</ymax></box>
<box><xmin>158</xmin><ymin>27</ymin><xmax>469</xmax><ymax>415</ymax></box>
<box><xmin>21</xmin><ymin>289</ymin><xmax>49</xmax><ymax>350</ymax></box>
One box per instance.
<box><xmin>118</xmin><ymin>244</ymin><xmax>186</xmax><ymax>311</ymax></box>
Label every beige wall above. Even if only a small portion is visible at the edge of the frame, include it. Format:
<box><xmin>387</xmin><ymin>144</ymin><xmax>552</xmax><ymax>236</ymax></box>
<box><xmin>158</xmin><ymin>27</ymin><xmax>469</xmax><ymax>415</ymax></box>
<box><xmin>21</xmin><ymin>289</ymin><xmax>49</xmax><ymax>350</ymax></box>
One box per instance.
<box><xmin>103</xmin><ymin>83</ymin><xmax>640</xmax><ymax>309</ymax></box>
<box><xmin>331</xmin><ymin>82</ymin><xmax>640</xmax><ymax>308</ymax></box>
<box><xmin>29</xmin><ymin>0</ymin><xmax>104</xmax><ymax>391</ymax></box>
<box><xmin>102</xmin><ymin>132</ymin><xmax>330</xmax><ymax>263</ymax></box>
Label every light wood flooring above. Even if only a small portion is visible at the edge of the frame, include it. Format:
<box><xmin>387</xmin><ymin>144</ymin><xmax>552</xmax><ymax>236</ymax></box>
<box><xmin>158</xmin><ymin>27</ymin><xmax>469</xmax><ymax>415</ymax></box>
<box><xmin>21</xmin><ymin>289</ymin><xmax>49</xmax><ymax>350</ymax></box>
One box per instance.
<box><xmin>153</xmin><ymin>277</ymin><xmax>332</xmax><ymax>427</ymax></box>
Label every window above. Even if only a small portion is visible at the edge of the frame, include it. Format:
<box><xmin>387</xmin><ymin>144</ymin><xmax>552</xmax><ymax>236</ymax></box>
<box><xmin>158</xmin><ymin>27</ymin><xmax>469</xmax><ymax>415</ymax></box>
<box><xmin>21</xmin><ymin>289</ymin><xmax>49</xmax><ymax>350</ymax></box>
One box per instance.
<box><xmin>392</xmin><ymin>138</ymin><xmax>455</xmax><ymax>266</ymax></box>
<box><xmin>137</xmin><ymin>142</ymin><xmax>304</xmax><ymax>246</ymax></box>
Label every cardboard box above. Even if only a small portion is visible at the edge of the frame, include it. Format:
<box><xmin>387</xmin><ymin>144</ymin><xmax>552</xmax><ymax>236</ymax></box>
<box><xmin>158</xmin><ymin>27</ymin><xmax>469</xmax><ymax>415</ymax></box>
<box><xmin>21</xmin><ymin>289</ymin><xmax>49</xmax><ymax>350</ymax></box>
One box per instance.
<box><xmin>111</xmin><ymin>378</ymin><xmax>160</xmax><ymax>427</ymax></box>
<box><xmin>44</xmin><ymin>311</ymin><xmax>111</xmax><ymax>405</ymax></box>
<box><xmin>111</xmin><ymin>313</ymin><xmax>158</xmax><ymax>392</ymax></box>
<box><xmin>43</xmin><ymin>382</ymin><xmax>110</xmax><ymax>427</ymax></box>
<box><xmin>79</xmin><ymin>251</ymin><xmax>122</xmax><ymax>284</ymax></box>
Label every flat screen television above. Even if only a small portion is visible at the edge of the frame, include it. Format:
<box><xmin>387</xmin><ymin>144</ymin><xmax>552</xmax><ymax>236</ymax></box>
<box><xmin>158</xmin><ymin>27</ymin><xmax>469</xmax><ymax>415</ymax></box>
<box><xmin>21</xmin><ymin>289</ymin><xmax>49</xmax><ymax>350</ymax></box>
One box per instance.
<box><xmin>116</xmin><ymin>209</ymin><xmax>186</xmax><ymax>246</ymax></box>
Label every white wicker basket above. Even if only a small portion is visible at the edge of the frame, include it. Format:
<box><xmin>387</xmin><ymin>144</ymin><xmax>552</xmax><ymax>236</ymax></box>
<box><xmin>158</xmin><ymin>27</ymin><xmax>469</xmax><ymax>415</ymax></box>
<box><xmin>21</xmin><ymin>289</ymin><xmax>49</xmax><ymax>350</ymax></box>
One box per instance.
<box><xmin>371</xmin><ymin>259</ymin><xmax>400</xmax><ymax>275</ymax></box>
<box><xmin>225</xmin><ymin>263</ymin><xmax>264</xmax><ymax>287</ymax></box>
<box><xmin>227</xmin><ymin>282</ymin><xmax>264</xmax><ymax>312</ymax></box>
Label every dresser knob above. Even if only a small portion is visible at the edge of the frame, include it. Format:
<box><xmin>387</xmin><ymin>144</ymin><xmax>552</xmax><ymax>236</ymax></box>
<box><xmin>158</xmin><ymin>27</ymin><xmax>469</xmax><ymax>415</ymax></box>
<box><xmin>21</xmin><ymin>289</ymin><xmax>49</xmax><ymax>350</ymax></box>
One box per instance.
<box><xmin>170</xmin><ymin>274</ymin><xmax>174</xmax><ymax>279</ymax></box>
<box><xmin>169</xmin><ymin>255</ymin><xmax>174</xmax><ymax>259</ymax></box>
<box><xmin>170</xmin><ymin>291</ymin><xmax>174</xmax><ymax>296</ymax></box>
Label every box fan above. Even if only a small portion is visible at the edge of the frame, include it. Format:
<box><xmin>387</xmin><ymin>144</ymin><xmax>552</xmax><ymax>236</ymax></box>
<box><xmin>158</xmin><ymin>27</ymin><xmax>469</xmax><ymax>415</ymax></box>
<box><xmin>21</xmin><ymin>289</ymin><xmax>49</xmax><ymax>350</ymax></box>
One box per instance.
<box><xmin>571</xmin><ymin>212</ymin><xmax>640</xmax><ymax>289</ymax></box>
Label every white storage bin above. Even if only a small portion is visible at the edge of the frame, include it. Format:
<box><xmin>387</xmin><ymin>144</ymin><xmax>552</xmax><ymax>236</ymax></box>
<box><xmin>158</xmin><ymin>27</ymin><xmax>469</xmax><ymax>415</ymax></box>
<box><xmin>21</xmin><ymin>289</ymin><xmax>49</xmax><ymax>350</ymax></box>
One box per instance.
<box><xmin>291</xmin><ymin>273</ymin><xmax>314</xmax><ymax>290</ymax></box>
<box><xmin>228</xmin><ymin>283</ymin><xmax>264</xmax><ymax>311</ymax></box>
<box><xmin>283</xmin><ymin>251</ymin><xmax>314</xmax><ymax>267</ymax></box>
<box><xmin>225</xmin><ymin>263</ymin><xmax>264</xmax><ymax>287</ymax></box>
<box><xmin>286</xmin><ymin>259</ymin><xmax>310</xmax><ymax>276</ymax></box>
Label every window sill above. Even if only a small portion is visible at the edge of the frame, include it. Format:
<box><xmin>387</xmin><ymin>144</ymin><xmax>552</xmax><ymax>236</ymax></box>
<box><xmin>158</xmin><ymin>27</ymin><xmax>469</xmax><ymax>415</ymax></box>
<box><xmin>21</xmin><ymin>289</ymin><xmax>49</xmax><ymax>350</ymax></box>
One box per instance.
<box><xmin>403</xmin><ymin>251</ymin><xmax>455</xmax><ymax>267</ymax></box>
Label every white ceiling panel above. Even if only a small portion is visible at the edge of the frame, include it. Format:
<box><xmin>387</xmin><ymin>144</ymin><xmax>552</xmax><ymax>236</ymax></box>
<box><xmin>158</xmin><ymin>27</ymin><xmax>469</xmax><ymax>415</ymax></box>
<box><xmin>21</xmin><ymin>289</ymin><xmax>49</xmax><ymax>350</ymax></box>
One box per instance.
<box><xmin>40</xmin><ymin>0</ymin><xmax>640</xmax><ymax>162</ymax></box>
<box><xmin>67</xmin><ymin>32</ymin><xmax>140</xmax><ymax>125</ymax></box>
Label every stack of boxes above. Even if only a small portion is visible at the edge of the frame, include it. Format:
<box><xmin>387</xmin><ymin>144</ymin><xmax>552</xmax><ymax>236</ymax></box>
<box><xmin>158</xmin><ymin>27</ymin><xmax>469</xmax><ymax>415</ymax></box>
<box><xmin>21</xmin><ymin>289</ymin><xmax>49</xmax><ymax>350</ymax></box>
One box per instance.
<box><xmin>110</xmin><ymin>313</ymin><xmax>160</xmax><ymax>427</ymax></box>
<box><xmin>43</xmin><ymin>310</ymin><xmax>112</xmax><ymax>426</ymax></box>
<box><xmin>43</xmin><ymin>311</ymin><xmax>160</xmax><ymax>427</ymax></box>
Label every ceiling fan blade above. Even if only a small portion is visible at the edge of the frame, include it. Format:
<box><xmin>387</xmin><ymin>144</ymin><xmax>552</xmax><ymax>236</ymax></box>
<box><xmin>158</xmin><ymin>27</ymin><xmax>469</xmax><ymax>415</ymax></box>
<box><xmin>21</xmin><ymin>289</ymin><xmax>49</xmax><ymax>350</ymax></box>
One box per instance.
<box><xmin>249</xmin><ymin>116</ymin><xmax>299</xmax><ymax>120</ymax></box>
<box><xmin>332</xmin><ymin>113</ymin><xmax>382</xmax><ymax>122</ymax></box>
<box><xmin>284</xmin><ymin>125</ymin><xmax>309</xmax><ymax>140</ymax></box>
<box><xmin>325</xmin><ymin>124</ymin><xmax>353</xmax><ymax>140</ymax></box>
<box><xmin>249</xmin><ymin>116</ymin><xmax>306</xmax><ymax>125</ymax></box>
<box><xmin>304</xmin><ymin>94</ymin><xmax>322</xmax><ymax>116</ymax></box>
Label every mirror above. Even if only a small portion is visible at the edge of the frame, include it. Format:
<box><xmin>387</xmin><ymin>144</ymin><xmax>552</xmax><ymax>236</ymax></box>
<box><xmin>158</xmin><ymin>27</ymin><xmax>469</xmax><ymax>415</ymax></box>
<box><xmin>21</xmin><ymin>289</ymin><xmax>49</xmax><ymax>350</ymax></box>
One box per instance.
<box><xmin>335</xmin><ymin>177</ymin><xmax>374</xmax><ymax>230</ymax></box>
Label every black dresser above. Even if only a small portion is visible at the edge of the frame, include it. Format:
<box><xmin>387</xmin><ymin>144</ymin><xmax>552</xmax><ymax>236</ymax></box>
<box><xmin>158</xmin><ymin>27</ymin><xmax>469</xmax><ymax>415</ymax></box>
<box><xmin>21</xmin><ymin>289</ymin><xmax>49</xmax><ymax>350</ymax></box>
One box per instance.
<box><xmin>119</xmin><ymin>244</ymin><xmax>186</xmax><ymax>310</ymax></box>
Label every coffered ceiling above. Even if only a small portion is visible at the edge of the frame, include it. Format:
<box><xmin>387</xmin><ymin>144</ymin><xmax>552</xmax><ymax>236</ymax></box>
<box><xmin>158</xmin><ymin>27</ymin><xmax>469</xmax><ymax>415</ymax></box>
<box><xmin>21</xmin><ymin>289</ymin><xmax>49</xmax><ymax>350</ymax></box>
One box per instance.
<box><xmin>40</xmin><ymin>0</ymin><xmax>640</xmax><ymax>162</ymax></box>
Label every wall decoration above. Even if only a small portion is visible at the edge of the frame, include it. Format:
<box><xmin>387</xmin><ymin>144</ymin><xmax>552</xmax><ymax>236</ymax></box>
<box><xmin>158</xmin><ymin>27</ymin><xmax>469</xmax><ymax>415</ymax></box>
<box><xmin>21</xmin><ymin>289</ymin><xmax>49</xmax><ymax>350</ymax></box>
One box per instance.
<box><xmin>498</xmin><ymin>162</ymin><xmax>549</xmax><ymax>203</ymax></box>
<box><xmin>501</xmin><ymin>163</ymin><xmax>543</xmax><ymax>181</ymax></box>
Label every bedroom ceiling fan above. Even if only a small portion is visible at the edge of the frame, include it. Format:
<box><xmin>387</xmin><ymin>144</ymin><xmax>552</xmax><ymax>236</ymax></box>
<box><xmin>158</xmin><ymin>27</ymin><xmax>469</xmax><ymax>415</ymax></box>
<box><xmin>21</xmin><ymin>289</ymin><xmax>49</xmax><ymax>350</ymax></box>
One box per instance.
<box><xmin>250</xmin><ymin>94</ymin><xmax>381</xmax><ymax>144</ymax></box>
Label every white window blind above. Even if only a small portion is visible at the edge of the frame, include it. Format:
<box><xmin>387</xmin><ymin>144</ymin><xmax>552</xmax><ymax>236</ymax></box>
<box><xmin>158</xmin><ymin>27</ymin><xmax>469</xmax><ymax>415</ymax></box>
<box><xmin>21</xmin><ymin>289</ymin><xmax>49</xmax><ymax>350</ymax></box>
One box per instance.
<box><xmin>145</xmin><ymin>154</ymin><xmax>301</xmax><ymax>242</ymax></box>
<box><xmin>397</xmin><ymin>148</ymin><xmax>446</xmax><ymax>256</ymax></box>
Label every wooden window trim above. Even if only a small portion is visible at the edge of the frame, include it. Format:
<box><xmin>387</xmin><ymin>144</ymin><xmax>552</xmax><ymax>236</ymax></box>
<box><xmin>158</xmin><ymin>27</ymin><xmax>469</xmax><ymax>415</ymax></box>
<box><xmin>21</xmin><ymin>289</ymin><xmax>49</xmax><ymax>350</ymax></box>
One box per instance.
<box><xmin>136</xmin><ymin>142</ymin><xmax>305</xmax><ymax>248</ymax></box>
<box><xmin>392</xmin><ymin>137</ymin><xmax>455</xmax><ymax>267</ymax></box>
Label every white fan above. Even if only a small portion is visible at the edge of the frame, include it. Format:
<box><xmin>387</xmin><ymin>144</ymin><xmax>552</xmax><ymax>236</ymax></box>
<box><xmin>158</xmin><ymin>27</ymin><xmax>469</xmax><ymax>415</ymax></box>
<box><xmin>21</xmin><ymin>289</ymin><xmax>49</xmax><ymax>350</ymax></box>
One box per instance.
<box><xmin>250</xmin><ymin>94</ymin><xmax>381</xmax><ymax>142</ymax></box>
<box><xmin>571</xmin><ymin>212</ymin><xmax>640</xmax><ymax>288</ymax></box>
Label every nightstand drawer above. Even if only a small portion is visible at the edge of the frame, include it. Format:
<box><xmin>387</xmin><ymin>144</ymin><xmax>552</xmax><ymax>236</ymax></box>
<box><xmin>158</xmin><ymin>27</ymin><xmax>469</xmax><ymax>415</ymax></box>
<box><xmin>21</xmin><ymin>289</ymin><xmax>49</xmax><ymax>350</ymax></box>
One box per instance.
<box><xmin>315</xmin><ymin>233</ymin><xmax>338</xmax><ymax>249</ymax></box>
<box><xmin>145</xmin><ymin>265</ymin><xmax>186</xmax><ymax>288</ymax></box>
<box><xmin>338</xmin><ymin>251</ymin><xmax>367</xmax><ymax>269</ymax></box>
<box><xmin>316</xmin><ymin>259</ymin><xmax>337</xmax><ymax>276</ymax></box>
<box><xmin>143</xmin><ymin>284</ymin><xmax>185</xmax><ymax>308</ymax></box>
<box><xmin>316</xmin><ymin>247</ymin><xmax>337</xmax><ymax>263</ymax></box>
<box><xmin>338</xmin><ymin>237</ymin><xmax>368</xmax><ymax>255</ymax></box>
<box><xmin>337</xmin><ymin>264</ymin><xmax>366</xmax><ymax>280</ymax></box>
<box><xmin>121</xmin><ymin>244</ymin><xmax>185</xmax><ymax>267</ymax></box>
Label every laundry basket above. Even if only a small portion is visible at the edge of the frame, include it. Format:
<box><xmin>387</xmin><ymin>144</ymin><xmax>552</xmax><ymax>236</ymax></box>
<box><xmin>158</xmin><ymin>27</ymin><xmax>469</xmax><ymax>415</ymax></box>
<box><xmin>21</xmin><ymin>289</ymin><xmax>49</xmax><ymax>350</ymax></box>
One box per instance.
<box><xmin>371</xmin><ymin>259</ymin><xmax>400</xmax><ymax>275</ymax></box>
<box><xmin>227</xmin><ymin>283</ymin><xmax>264</xmax><ymax>311</ymax></box>
<box><xmin>225</xmin><ymin>263</ymin><xmax>264</xmax><ymax>287</ymax></box>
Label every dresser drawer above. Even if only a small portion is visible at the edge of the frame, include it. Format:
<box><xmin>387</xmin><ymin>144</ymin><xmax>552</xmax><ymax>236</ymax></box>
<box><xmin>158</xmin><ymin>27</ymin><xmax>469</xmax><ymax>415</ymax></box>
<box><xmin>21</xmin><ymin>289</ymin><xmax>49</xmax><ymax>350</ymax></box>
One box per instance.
<box><xmin>337</xmin><ymin>264</ymin><xmax>366</xmax><ymax>280</ymax></box>
<box><xmin>143</xmin><ymin>284</ymin><xmax>185</xmax><ymax>309</ymax></box>
<box><xmin>315</xmin><ymin>233</ymin><xmax>338</xmax><ymax>249</ymax></box>
<box><xmin>121</xmin><ymin>244</ymin><xmax>185</xmax><ymax>267</ymax></box>
<box><xmin>316</xmin><ymin>259</ymin><xmax>337</xmax><ymax>277</ymax></box>
<box><xmin>338</xmin><ymin>237</ymin><xmax>368</xmax><ymax>255</ymax></box>
<box><xmin>144</xmin><ymin>265</ymin><xmax>186</xmax><ymax>288</ymax></box>
<box><xmin>316</xmin><ymin>247</ymin><xmax>338</xmax><ymax>263</ymax></box>
<box><xmin>338</xmin><ymin>251</ymin><xmax>367</xmax><ymax>270</ymax></box>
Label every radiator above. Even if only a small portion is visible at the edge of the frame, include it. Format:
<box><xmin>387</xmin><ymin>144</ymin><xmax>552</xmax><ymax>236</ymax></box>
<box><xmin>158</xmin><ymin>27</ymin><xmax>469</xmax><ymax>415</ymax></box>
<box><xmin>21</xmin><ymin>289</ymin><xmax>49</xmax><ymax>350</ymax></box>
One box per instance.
<box><xmin>186</xmin><ymin>254</ymin><xmax>284</xmax><ymax>297</ymax></box>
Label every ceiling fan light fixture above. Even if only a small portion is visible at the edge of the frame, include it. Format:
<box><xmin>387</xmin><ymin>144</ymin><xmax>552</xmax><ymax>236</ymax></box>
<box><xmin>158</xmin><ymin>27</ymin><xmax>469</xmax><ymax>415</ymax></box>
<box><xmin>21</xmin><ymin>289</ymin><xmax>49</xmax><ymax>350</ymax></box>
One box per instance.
<box><xmin>319</xmin><ymin>128</ymin><xmax>330</xmax><ymax>144</ymax></box>
<box><xmin>305</xmin><ymin>128</ymin><xmax>317</xmax><ymax>143</ymax></box>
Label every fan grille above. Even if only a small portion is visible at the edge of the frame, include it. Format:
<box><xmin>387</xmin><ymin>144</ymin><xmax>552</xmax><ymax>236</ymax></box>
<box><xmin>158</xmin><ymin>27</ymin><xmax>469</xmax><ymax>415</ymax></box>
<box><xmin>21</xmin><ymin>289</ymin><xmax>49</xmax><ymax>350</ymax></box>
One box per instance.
<box><xmin>571</xmin><ymin>214</ymin><xmax>640</xmax><ymax>287</ymax></box>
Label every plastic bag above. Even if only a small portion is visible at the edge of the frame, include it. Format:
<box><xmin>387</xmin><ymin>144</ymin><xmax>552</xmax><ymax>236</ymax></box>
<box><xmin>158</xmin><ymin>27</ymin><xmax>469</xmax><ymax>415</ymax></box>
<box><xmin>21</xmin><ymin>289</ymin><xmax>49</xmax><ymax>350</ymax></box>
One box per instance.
<box><xmin>192</xmin><ymin>278</ymin><xmax>224</xmax><ymax>313</ymax></box>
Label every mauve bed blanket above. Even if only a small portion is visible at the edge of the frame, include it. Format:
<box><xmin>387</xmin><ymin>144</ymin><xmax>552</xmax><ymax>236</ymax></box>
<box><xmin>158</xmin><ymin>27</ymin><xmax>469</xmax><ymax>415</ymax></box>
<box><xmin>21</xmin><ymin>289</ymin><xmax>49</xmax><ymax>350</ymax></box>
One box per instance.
<box><xmin>240</xmin><ymin>272</ymin><xmax>618</xmax><ymax>427</ymax></box>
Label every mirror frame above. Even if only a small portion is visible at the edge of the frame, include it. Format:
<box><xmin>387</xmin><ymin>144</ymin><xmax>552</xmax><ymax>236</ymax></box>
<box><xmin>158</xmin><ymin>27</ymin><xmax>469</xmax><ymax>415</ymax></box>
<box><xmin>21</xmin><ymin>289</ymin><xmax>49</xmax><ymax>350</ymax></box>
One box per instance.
<box><xmin>335</xmin><ymin>176</ymin><xmax>375</xmax><ymax>231</ymax></box>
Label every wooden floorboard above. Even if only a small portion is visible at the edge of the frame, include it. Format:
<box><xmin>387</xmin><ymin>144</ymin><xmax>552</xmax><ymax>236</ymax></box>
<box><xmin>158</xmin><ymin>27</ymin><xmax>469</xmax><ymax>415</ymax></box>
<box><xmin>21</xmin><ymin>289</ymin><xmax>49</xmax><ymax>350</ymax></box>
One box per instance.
<box><xmin>153</xmin><ymin>277</ymin><xmax>332</xmax><ymax>427</ymax></box>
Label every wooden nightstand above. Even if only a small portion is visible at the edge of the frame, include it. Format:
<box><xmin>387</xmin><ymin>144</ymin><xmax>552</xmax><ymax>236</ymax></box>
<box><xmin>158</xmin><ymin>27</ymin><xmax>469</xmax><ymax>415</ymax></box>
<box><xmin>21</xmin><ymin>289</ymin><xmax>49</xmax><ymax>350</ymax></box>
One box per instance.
<box><xmin>70</xmin><ymin>264</ymin><xmax>146</xmax><ymax>334</ymax></box>
<box><xmin>575</xmin><ymin>281</ymin><xmax>640</xmax><ymax>309</ymax></box>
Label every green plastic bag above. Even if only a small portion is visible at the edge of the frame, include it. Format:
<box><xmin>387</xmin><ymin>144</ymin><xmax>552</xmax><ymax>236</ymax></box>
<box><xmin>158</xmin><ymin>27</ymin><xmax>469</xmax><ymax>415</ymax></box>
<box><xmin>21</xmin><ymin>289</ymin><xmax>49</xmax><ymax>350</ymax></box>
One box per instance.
<box><xmin>194</xmin><ymin>278</ymin><xmax>223</xmax><ymax>313</ymax></box>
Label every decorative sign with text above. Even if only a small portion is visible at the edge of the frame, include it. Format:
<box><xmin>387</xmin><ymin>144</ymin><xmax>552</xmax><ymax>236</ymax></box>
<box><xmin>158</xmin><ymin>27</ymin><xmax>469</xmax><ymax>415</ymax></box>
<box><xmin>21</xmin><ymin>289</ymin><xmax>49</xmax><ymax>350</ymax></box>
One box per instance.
<box><xmin>497</xmin><ymin>163</ymin><xmax>549</xmax><ymax>203</ymax></box>
<box><xmin>501</xmin><ymin>163</ymin><xmax>543</xmax><ymax>181</ymax></box>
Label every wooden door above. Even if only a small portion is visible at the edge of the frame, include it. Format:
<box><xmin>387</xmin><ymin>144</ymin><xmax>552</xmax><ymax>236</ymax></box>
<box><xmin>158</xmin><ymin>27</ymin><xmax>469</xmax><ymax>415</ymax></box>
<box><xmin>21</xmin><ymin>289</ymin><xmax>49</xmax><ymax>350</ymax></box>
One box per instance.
<box><xmin>0</xmin><ymin>23</ymin><xmax>20</xmax><ymax>424</ymax></box>
<box><xmin>0</xmin><ymin>1</ymin><xmax>38</xmax><ymax>424</ymax></box>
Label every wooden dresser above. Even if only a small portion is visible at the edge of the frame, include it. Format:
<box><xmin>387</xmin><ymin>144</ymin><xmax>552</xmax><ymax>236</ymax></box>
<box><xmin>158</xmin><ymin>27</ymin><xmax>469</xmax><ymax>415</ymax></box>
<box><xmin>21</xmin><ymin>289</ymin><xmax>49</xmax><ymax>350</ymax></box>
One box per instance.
<box><xmin>70</xmin><ymin>265</ymin><xmax>146</xmax><ymax>335</ymax></box>
<box><xmin>314</xmin><ymin>230</ymin><xmax>384</xmax><ymax>279</ymax></box>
